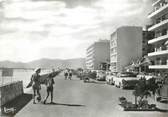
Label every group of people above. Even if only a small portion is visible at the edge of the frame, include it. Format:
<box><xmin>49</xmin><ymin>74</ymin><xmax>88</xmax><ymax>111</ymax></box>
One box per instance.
<box><xmin>27</xmin><ymin>68</ymin><xmax>73</xmax><ymax>104</ymax></box>
<box><xmin>27</xmin><ymin>68</ymin><xmax>55</xmax><ymax>104</ymax></box>
<box><xmin>64</xmin><ymin>69</ymin><xmax>73</xmax><ymax>80</ymax></box>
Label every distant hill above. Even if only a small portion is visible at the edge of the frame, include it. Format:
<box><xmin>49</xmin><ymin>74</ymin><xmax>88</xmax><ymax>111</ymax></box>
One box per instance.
<box><xmin>0</xmin><ymin>58</ymin><xmax>86</xmax><ymax>69</ymax></box>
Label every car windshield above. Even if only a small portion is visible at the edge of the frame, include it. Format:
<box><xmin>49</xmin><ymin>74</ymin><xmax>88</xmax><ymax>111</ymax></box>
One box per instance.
<box><xmin>138</xmin><ymin>72</ymin><xmax>145</xmax><ymax>75</ymax></box>
<box><xmin>120</xmin><ymin>72</ymin><xmax>136</xmax><ymax>77</ymax></box>
<box><xmin>98</xmin><ymin>71</ymin><xmax>105</xmax><ymax>74</ymax></box>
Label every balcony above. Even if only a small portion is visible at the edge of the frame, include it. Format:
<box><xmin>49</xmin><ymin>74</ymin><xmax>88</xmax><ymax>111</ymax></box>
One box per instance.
<box><xmin>148</xmin><ymin>19</ymin><xmax>168</xmax><ymax>31</ymax></box>
<box><xmin>148</xmin><ymin>34</ymin><xmax>168</xmax><ymax>44</ymax></box>
<box><xmin>148</xmin><ymin>2</ymin><xmax>168</xmax><ymax>18</ymax></box>
<box><xmin>149</xmin><ymin>65</ymin><xmax>168</xmax><ymax>69</ymax></box>
<box><xmin>152</xmin><ymin>0</ymin><xmax>162</xmax><ymax>6</ymax></box>
<box><xmin>148</xmin><ymin>49</ymin><xmax>168</xmax><ymax>57</ymax></box>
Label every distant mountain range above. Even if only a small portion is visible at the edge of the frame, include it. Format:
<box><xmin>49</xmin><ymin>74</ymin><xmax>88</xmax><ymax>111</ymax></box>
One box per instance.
<box><xmin>0</xmin><ymin>58</ymin><xmax>86</xmax><ymax>69</ymax></box>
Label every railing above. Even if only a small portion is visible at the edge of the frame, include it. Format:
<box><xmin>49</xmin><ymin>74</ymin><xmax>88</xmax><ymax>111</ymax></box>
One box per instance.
<box><xmin>154</xmin><ymin>62</ymin><xmax>167</xmax><ymax>65</ymax></box>
<box><xmin>149</xmin><ymin>65</ymin><xmax>168</xmax><ymax>69</ymax></box>
<box><xmin>155</xmin><ymin>32</ymin><xmax>168</xmax><ymax>38</ymax></box>
<box><xmin>148</xmin><ymin>34</ymin><xmax>168</xmax><ymax>44</ymax></box>
<box><xmin>148</xmin><ymin>2</ymin><xmax>168</xmax><ymax>17</ymax></box>
<box><xmin>148</xmin><ymin>49</ymin><xmax>168</xmax><ymax>57</ymax></box>
<box><xmin>148</xmin><ymin>18</ymin><xmax>168</xmax><ymax>29</ymax></box>
<box><xmin>148</xmin><ymin>19</ymin><xmax>168</xmax><ymax>31</ymax></box>
<box><xmin>153</xmin><ymin>2</ymin><xmax>168</xmax><ymax>12</ymax></box>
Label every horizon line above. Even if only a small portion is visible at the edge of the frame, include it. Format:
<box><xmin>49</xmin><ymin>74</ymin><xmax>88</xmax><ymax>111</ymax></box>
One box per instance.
<box><xmin>0</xmin><ymin>57</ymin><xmax>86</xmax><ymax>63</ymax></box>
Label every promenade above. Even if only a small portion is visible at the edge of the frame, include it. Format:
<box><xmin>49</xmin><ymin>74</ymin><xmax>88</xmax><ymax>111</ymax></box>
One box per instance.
<box><xmin>14</xmin><ymin>73</ymin><xmax>168</xmax><ymax>117</ymax></box>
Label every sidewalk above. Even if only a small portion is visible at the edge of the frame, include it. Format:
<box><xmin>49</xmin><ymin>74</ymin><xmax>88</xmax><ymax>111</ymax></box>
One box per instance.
<box><xmin>1</xmin><ymin>93</ymin><xmax>32</xmax><ymax>117</ymax></box>
<box><xmin>147</xmin><ymin>95</ymin><xmax>168</xmax><ymax>111</ymax></box>
<box><xmin>2</xmin><ymin>74</ymin><xmax>168</xmax><ymax>117</ymax></box>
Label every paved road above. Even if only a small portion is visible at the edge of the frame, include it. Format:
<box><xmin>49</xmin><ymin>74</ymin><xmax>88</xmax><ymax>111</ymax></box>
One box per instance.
<box><xmin>16</xmin><ymin>73</ymin><xmax>168</xmax><ymax>117</ymax></box>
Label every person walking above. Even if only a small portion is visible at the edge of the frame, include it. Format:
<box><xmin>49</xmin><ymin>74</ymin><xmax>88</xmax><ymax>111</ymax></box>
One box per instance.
<box><xmin>68</xmin><ymin>70</ymin><xmax>72</xmax><ymax>80</ymax></box>
<box><xmin>64</xmin><ymin>69</ymin><xmax>68</xmax><ymax>80</ymax></box>
<box><xmin>43</xmin><ymin>69</ymin><xmax>55</xmax><ymax>104</ymax></box>
<box><xmin>30</xmin><ymin>68</ymin><xmax>41</xmax><ymax>104</ymax></box>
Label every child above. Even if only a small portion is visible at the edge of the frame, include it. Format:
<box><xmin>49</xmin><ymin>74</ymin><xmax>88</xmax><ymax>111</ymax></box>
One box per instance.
<box><xmin>44</xmin><ymin>70</ymin><xmax>55</xmax><ymax>104</ymax></box>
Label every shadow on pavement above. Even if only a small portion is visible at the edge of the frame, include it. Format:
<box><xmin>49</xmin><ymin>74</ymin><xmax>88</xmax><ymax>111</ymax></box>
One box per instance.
<box><xmin>158</xmin><ymin>100</ymin><xmax>168</xmax><ymax>104</ymax></box>
<box><xmin>85</xmin><ymin>80</ymin><xmax>106</xmax><ymax>84</ymax></box>
<box><xmin>122</xmin><ymin>87</ymin><xmax>135</xmax><ymax>90</ymax></box>
<box><xmin>156</xmin><ymin>108</ymin><xmax>168</xmax><ymax>112</ymax></box>
<box><xmin>45</xmin><ymin>102</ymin><xmax>85</xmax><ymax>107</ymax></box>
<box><xmin>1</xmin><ymin>93</ymin><xmax>32</xmax><ymax>117</ymax></box>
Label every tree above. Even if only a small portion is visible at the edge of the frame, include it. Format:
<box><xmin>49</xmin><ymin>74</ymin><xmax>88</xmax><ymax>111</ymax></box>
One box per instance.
<box><xmin>133</xmin><ymin>78</ymin><xmax>151</xmax><ymax>106</ymax></box>
<box><xmin>77</xmin><ymin>68</ymin><xmax>83</xmax><ymax>71</ymax></box>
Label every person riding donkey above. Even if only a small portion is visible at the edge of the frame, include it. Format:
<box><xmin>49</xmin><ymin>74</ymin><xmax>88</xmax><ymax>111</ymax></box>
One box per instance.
<box><xmin>43</xmin><ymin>69</ymin><xmax>55</xmax><ymax>104</ymax></box>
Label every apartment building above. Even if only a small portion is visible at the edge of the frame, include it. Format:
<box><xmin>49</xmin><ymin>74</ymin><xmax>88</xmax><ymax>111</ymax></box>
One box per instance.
<box><xmin>110</xmin><ymin>26</ymin><xmax>142</xmax><ymax>72</ymax></box>
<box><xmin>142</xmin><ymin>30</ymin><xmax>154</xmax><ymax>56</ymax></box>
<box><xmin>148</xmin><ymin>0</ymin><xmax>168</xmax><ymax>73</ymax></box>
<box><xmin>86</xmin><ymin>40</ymin><xmax>110</xmax><ymax>70</ymax></box>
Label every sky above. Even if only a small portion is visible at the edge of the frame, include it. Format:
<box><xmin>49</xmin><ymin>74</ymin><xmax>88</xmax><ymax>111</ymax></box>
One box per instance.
<box><xmin>0</xmin><ymin>0</ymin><xmax>155</xmax><ymax>62</ymax></box>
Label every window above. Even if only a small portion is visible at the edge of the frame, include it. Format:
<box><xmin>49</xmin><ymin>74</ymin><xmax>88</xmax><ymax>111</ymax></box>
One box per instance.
<box><xmin>162</xmin><ymin>29</ymin><xmax>167</xmax><ymax>36</ymax></box>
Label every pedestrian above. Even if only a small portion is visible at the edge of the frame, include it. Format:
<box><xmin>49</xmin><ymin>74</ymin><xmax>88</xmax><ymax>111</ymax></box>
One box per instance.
<box><xmin>68</xmin><ymin>70</ymin><xmax>72</xmax><ymax>80</ymax></box>
<box><xmin>64</xmin><ymin>69</ymin><xmax>68</xmax><ymax>80</ymax></box>
<box><xmin>30</xmin><ymin>68</ymin><xmax>41</xmax><ymax>104</ymax></box>
<box><xmin>43</xmin><ymin>69</ymin><xmax>55</xmax><ymax>104</ymax></box>
<box><xmin>164</xmin><ymin>74</ymin><xmax>168</xmax><ymax>84</ymax></box>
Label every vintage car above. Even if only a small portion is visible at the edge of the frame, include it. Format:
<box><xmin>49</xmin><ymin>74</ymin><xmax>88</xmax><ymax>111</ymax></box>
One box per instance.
<box><xmin>156</xmin><ymin>84</ymin><xmax>168</xmax><ymax>102</ymax></box>
<box><xmin>156</xmin><ymin>78</ymin><xmax>168</xmax><ymax>102</ymax></box>
<box><xmin>113</xmin><ymin>72</ymin><xmax>139</xmax><ymax>89</ymax></box>
<box><xmin>137</xmin><ymin>72</ymin><xmax>160</xmax><ymax>80</ymax></box>
<box><xmin>96</xmin><ymin>70</ymin><xmax>106</xmax><ymax>81</ymax></box>
<box><xmin>136</xmin><ymin>72</ymin><xmax>146</xmax><ymax>79</ymax></box>
<box><xmin>106</xmin><ymin>72</ymin><xmax>117</xmax><ymax>85</ymax></box>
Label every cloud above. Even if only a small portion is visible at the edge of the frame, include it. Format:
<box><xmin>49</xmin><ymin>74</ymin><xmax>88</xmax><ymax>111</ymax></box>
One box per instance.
<box><xmin>0</xmin><ymin>0</ymin><xmax>153</xmax><ymax>62</ymax></box>
<box><xmin>32</xmin><ymin>0</ymin><xmax>97</xmax><ymax>8</ymax></box>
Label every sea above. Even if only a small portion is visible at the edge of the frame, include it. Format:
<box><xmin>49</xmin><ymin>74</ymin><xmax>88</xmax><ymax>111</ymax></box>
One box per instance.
<box><xmin>0</xmin><ymin>69</ymin><xmax>52</xmax><ymax>91</ymax></box>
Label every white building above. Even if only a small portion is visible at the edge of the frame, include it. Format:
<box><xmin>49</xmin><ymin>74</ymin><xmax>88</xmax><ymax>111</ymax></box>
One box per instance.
<box><xmin>148</xmin><ymin>0</ymin><xmax>168</xmax><ymax>74</ymax></box>
<box><xmin>86</xmin><ymin>40</ymin><xmax>110</xmax><ymax>70</ymax></box>
<box><xmin>110</xmin><ymin>26</ymin><xmax>143</xmax><ymax>72</ymax></box>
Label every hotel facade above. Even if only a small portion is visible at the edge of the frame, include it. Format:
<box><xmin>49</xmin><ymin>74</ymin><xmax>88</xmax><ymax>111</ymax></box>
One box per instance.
<box><xmin>110</xmin><ymin>26</ymin><xmax>143</xmax><ymax>72</ymax></box>
<box><xmin>86</xmin><ymin>40</ymin><xmax>110</xmax><ymax>70</ymax></box>
<box><xmin>148</xmin><ymin>0</ymin><xmax>168</xmax><ymax>74</ymax></box>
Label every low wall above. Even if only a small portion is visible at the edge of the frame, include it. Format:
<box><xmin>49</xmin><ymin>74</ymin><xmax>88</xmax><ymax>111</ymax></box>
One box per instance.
<box><xmin>0</xmin><ymin>81</ymin><xmax>24</xmax><ymax>106</ymax></box>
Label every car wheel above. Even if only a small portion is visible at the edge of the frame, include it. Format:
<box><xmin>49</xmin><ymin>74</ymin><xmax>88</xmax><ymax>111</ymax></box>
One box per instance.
<box><xmin>156</xmin><ymin>97</ymin><xmax>161</xmax><ymax>102</ymax></box>
<box><xmin>116</xmin><ymin>83</ymin><xmax>119</xmax><ymax>88</ymax></box>
<box><xmin>109</xmin><ymin>80</ymin><xmax>111</xmax><ymax>85</ymax></box>
<box><xmin>113</xmin><ymin>81</ymin><xmax>115</xmax><ymax>86</ymax></box>
<box><xmin>110</xmin><ymin>80</ymin><xmax>114</xmax><ymax>85</ymax></box>
<box><xmin>112</xmin><ymin>80</ymin><xmax>114</xmax><ymax>85</ymax></box>
<box><xmin>119</xmin><ymin>83</ymin><xmax>124</xmax><ymax>89</ymax></box>
<box><xmin>118</xmin><ymin>83</ymin><xmax>120</xmax><ymax>88</ymax></box>
<box><xmin>119</xmin><ymin>83</ymin><xmax>123</xmax><ymax>89</ymax></box>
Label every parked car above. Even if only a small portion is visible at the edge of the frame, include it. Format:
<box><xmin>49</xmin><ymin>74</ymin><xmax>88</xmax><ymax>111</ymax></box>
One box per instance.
<box><xmin>145</xmin><ymin>73</ymin><xmax>162</xmax><ymax>80</ymax></box>
<box><xmin>137</xmin><ymin>72</ymin><xmax>146</xmax><ymax>79</ymax></box>
<box><xmin>96</xmin><ymin>70</ymin><xmax>106</xmax><ymax>81</ymax></box>
<box><xmin>137</xmin><ymin>72</ymin><xmax>161</xmax><ymax>80</ymax></box>
<box><xmin>156</xmin><ymin>78</ymin><xmax>168</xmax><ymax>102</ymax></box>
<box><xmin>106</xmin><ymin>72</ymin><xmax>117</xmax><ymax>85</ymax></box>
<box><xmin>113</xmin><ymin>72</ymin><xmax>139</xmax><ymax>89</ymax></box>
